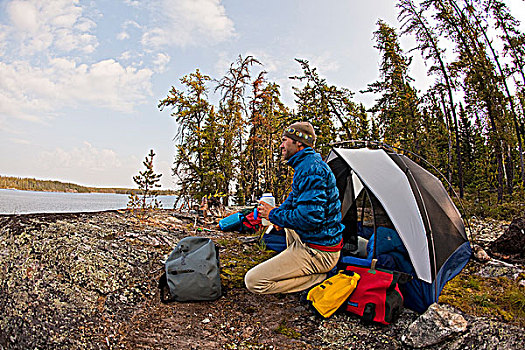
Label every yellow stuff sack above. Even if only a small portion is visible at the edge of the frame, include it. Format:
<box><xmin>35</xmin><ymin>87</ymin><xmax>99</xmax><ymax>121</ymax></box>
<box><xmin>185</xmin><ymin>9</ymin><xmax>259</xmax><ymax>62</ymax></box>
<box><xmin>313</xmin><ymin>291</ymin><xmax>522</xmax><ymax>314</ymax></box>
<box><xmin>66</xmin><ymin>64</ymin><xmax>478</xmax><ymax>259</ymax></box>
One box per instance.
<box><xmin>307</xmin><ymin>270</ymin><xmax>360</xmax><ymax>318</ymax></box>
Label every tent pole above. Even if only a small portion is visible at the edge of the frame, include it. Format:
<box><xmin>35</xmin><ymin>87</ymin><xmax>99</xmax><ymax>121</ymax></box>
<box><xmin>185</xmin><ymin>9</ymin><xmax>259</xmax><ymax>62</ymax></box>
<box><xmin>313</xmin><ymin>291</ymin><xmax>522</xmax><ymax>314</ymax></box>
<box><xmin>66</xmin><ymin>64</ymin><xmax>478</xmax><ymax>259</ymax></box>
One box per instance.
<box><xmin>365</xmin><ymin>188</ymin><xmax>378</xmax><ymax>261</ymax></box>
<box><xmin>360</xmin><ymin>190</ymin><xmax>367</xmax><ymax>232</ymax></box>
<box><xmin>390</xmin><ymin>151</ymin><xmax>440</xmax><ymax>301</ymax></box>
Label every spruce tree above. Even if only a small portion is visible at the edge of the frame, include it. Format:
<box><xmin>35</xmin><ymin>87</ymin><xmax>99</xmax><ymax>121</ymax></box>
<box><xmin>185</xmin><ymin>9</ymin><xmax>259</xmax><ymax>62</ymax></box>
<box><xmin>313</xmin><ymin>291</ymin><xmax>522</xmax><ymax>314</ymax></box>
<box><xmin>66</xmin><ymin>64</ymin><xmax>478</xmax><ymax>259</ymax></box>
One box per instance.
<box><xmin>129</xmin><ymin>149</ymin><xmax>162</xmax><ymax>210</ymax></box>
<box><xmin>364</xmin><ymin>20</ymin><xmax>422</xmax><ymax>153</ymax></box>
<box><xmin>215</xmin><ymin>55</ymin><xmax>262</xmax><ymax>204</ymax></box>
<box><xmin>241</xmin><ymin>73</ymin><xmax>291</xmax><ymax>204</ymax></box>
<box><xmin>158</xmin><ymin>69</ymin><xmax>213</xmax><ymax>207</ymax></box>
<box><xmin>291</xmin><ymin>59</ymin><xmax>358</xmax><ymax>156</ymax></box>
<box><xmin>398</xmin><ymin>0</ymin><xmax>464</xmax><ymax>197</ymax></box>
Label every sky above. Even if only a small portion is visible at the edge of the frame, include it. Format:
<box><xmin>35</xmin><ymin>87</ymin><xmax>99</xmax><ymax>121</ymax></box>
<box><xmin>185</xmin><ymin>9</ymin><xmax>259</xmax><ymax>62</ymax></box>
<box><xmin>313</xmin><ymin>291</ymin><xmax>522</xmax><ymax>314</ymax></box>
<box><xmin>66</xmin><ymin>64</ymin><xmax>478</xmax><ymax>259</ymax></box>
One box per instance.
<box><xmin>1</xmin><ymin>0</ymin><xmax>524</xmax><ymax>190</ymax></box>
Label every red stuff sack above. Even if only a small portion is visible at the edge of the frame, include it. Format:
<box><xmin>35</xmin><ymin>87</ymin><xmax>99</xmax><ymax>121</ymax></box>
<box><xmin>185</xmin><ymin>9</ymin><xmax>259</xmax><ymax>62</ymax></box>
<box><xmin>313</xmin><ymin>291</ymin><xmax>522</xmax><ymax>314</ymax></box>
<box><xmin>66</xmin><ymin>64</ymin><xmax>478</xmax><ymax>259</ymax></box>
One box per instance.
<box><xmin>240</xmin><ymin>209</ymin><xmax>261</xmax><ymax>233</ymax></box>
<box><xmin>343</xmin><ymin>264</ymin><xmax>404</xmax><ymax>325</ymax></box>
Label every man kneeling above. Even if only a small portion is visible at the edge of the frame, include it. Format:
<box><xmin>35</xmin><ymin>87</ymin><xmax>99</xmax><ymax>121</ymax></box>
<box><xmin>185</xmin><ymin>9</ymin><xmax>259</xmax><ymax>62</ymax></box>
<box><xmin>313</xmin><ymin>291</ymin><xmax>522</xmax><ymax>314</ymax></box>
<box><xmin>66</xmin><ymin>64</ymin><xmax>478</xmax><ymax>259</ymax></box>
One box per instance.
<box><xmin>245</xmin><ymin>121</ymin><xmax>344</xmax><ymax>294</ymax></box>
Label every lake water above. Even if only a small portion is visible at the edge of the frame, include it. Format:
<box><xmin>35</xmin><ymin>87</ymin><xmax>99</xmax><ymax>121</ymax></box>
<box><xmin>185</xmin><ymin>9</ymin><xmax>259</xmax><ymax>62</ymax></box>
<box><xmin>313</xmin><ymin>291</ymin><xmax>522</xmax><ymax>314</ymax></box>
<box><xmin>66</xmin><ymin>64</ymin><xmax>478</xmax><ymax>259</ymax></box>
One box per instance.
<box><xmin>0</xmin><ymin>189</ymin><xmax>176</xmax><ymax>215</ymax></box>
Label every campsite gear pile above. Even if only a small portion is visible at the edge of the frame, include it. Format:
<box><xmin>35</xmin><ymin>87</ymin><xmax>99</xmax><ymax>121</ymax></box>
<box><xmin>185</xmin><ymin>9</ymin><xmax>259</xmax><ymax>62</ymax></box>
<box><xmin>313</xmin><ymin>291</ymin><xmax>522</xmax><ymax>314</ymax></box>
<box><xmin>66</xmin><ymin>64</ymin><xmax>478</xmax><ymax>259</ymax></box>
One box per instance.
<box><xmin>306</xmin><ymin>262</ymin><xmax>407</xmax><ymax>324</ymax></box>
<box><xmin>219</xmin><ymin>207</ymin><xmax>262</xmax><ymax>234</ymax></box>
<box><xmin>218</xmin><ymin>193</ymin><xmax>274</xmax><ymax>234</ymax></box>
<box><xmin>158</xmin><ymin>237</ymin><xmax>222</xmax><ymax>302</ymax></box>
<box><xmin>264</xmin><ymin>145</ymin><xmax>472</xmax><ymax>315</ymax></box>
<box><xmin>327</xmin><ymin>146</ymin><xmax>471</xmax><ymax>313</ymax></box>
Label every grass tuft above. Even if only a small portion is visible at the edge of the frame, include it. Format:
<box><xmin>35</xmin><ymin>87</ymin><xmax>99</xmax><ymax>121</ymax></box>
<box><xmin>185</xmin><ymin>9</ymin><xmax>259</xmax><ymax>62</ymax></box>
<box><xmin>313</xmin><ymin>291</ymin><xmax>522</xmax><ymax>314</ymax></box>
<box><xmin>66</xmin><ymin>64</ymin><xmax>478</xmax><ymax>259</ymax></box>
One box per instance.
<box><xmin>217</xmin><ymin>234</ymin><xmax>276</xmax><ymax>290</ymax></box>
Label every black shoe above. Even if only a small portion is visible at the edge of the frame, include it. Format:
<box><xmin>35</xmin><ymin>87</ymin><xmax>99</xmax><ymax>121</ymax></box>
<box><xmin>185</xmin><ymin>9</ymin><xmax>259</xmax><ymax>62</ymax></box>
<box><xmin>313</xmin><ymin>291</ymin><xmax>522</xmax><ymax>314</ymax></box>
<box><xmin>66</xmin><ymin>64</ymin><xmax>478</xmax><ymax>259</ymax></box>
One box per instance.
<box><xmin>299</xmin><ymin>289</ymin><xmax>309</xmax><ymax>304</ymax></box>
<box><xmin>299</xmin><ymin>282</ymin><xmax>321</xmax><ymax>304</ymax></box>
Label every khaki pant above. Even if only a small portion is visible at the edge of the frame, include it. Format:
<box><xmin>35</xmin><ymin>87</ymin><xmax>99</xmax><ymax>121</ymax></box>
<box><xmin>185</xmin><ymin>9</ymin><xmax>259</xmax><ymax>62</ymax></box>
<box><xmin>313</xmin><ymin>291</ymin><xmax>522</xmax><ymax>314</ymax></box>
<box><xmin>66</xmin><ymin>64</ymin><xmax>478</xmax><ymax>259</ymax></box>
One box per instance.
<box><xmin>244</xmin><ymin>228</ymin><xmax>340</xmax><ymax>294</ymax></box>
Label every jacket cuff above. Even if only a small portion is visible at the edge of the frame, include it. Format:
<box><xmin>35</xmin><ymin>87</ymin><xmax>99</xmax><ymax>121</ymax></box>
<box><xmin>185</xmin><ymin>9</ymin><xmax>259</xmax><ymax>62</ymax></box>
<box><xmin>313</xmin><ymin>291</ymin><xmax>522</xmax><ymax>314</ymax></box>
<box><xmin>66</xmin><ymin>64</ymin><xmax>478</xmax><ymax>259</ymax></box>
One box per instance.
<box><xmin>268</xmin><ymin>208</ymin><xmax>277</xmax><ymax>225</ymax></box>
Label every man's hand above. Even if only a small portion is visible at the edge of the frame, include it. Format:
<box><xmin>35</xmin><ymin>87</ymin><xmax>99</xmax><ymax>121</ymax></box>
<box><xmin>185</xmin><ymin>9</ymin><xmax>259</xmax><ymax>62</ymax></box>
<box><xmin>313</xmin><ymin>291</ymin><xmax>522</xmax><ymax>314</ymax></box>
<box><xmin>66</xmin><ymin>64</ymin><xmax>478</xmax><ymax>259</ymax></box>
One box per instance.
<box><xmin>258</xmin><ymin>200</ymin><xmax>275</xmax><ymax>220</ymax></box>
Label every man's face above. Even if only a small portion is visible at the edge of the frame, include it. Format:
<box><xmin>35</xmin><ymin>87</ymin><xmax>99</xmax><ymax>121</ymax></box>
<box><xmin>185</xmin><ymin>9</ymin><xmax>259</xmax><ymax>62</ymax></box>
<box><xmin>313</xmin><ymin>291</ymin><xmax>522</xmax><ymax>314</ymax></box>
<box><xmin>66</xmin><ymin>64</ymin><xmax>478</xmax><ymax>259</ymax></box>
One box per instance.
<box><xmin>280</xmin><ymin>136</ymin><xmax>302</xmax><ymax>160</ymax></box>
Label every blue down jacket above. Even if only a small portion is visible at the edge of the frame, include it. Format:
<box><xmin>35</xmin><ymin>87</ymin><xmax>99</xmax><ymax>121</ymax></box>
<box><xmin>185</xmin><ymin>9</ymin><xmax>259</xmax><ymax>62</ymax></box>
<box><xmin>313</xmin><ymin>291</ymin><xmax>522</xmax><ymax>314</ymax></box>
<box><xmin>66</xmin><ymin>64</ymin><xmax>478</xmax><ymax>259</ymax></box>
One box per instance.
<box><xmin>269</xmin><ymin>147</ymin><xmax>344</xmax><ymax>247</ymax></box>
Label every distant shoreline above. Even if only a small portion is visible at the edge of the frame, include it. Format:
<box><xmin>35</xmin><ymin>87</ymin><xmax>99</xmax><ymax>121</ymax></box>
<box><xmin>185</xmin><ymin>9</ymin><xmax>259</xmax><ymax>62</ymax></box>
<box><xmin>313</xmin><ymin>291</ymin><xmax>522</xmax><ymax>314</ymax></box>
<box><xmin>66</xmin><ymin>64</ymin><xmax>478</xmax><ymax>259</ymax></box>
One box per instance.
<box><xmin>0</xmin><ymin>189</ymin><xmax>177</xmax><ymax>215</ymax></box>
<box><xmin>0</xmin><ymin>176</ymin><xmax>176</xmax><ymax>195</ymax></box>
<box><xmin>0</xmin><ymin>187</ymin><xmax>136</xmax><ymax>194</ymax></box>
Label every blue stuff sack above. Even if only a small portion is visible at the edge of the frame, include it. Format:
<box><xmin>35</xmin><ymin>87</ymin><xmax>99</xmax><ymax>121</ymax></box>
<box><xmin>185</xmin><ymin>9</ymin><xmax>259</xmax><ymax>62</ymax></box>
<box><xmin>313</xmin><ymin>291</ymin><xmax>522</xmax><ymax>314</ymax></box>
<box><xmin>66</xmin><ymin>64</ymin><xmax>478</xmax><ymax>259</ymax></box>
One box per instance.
<box><xmin>219</xmin><ymin>212</ymin><xmax>244</xmax><ymax>231</ymax></box>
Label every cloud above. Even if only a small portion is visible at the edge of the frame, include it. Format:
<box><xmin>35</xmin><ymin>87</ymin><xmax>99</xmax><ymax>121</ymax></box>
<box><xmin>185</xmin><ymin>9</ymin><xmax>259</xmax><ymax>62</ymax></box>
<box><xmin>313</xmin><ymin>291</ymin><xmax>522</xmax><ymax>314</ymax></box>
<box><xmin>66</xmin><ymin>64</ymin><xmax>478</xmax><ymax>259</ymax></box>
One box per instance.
<box><xmin>294</xmin><ymin>53</ymin><xmax>341</xmax><ymax>75</ymax></box>
<box><xmin>153</xmin><ymin>53</ymin><xmax>171</xmax><ymax>73</ymax></box>
<box><xmin>34</xmin><ymin>142</ymin><xmax>176</xmax><ymax>188</ymax></box>
<box><xmin>0</xmin><ymin>58</ymin><xmax>154</xmax><ymax>120</ymax></box>
<box><xmin>117</xmin><ymin>31</ymin><xmax>130</xmax><ymax>40</ymax></box>
<box><xmin>123</xmin><ymin>19</ymin><xmax>142</xmax><ymax>30</ymax></box>
<box><xmin>38</xmin><ymin>142</ymin><xmax>123</xmax><ymax>172</ymax></box>
<box><xmin>0</xmin><ymin>24</ymin><xmax>7</xmax><ymax>55</ymax></box>
<box><xmin>213</xmin><ymin>51</ymin><xmax>237</xmax><ymax>77</ymax></box>
<box><xmin>4</xmin><ymin>0</ymin><xmax>98</xmax><ymax>55</ymax></box>
<box><xmin>117</xmin><ymin>20</ymin><xmax>141</xmax><ymax>41</ymax></box>
<box><xmin>0</xmin><ymin>61</ymin><xmax>55</xmax><ymax>121</ymax></box>
<box><xmin>124</xmin><ymin>0</ymin><xmax>141</xmax><ymax>7</ymax></box>
<box><xmin>0</xmin><ymin>1</ymin><xmax>136</xmax><ymax>121</ymax></box>
<box><xmin>141</xmin><ymin>0</ymin><xmax>236</xmax><ymax>48</ymax></box>
<box><xmin>0</xmin><ymin>0</ymin><xmax>230</xmax><ymax>123</ymax></box>
<box><xmin>6</xmin><ymin>0</ymin><xmax>39</xmax><ymax>33</ymax></box>
<box><xmin>51</xmin><ymin>58</ymin><xmax>154</xmax><ymax>112</ymax></box>
<box><xmin>10</xmin><ymin>138</ymin><xmax>31</xmax><ymax>145</ymax></box>
<box><xmin>119</xmin><ymin>51</ymin><xmax>132</xmax><ymax>61</ymax></box>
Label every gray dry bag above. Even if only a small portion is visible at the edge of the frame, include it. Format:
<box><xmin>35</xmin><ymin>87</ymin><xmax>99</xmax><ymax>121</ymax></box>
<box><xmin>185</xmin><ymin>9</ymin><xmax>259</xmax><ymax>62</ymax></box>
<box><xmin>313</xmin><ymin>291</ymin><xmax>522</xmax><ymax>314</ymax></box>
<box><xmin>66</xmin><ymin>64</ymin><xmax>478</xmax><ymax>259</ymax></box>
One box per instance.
<box><xmin>159</xmin><ymin>236</ymin><xmax>222</xmax><ymax>302</ymax></box>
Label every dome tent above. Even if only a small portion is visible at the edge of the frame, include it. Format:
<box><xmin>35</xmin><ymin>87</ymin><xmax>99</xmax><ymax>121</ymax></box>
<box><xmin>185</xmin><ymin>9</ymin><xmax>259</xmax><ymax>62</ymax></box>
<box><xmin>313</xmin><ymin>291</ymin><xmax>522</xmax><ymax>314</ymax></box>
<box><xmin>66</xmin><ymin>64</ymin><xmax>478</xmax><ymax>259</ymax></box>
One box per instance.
<box><xmin>326</xmin><ymin>145</ymin><xmax>471</xmax><ymax>313</ymax></box>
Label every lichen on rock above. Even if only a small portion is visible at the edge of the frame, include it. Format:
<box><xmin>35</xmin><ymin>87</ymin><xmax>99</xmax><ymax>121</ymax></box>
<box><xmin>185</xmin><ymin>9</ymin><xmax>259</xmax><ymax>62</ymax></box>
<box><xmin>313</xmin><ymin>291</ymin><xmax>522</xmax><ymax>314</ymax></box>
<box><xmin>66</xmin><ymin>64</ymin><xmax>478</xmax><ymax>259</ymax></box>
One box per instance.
<box><xmin>1</xmin><ymin>210</ymin><xmax>524</xmax><ymax>349</ymax></box>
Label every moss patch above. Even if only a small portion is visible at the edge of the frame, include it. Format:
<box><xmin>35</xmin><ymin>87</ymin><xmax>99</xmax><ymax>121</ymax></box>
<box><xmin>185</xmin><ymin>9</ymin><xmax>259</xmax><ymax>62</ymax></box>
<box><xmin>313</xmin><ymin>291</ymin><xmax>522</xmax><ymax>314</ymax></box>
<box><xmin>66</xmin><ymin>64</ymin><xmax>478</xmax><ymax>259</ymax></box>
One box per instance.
<box><xmin>274</xmin><ymin>319</ymin><xmax>302</xmax><ymax>339</ymax></box>
<box><xmin>440</xmin><ymin>268</ymin><xmax>525</xmax><ymax>326</ymax></box>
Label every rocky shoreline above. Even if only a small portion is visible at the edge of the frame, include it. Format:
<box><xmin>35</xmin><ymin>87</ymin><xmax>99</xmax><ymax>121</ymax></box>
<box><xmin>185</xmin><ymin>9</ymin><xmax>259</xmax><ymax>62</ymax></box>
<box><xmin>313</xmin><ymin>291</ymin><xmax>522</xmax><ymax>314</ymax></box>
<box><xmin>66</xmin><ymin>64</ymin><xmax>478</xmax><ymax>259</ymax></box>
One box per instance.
<box><xmin>0</xmin><ymin>210</ymin><xmax>523</xmax><ymax>349</ymax></box>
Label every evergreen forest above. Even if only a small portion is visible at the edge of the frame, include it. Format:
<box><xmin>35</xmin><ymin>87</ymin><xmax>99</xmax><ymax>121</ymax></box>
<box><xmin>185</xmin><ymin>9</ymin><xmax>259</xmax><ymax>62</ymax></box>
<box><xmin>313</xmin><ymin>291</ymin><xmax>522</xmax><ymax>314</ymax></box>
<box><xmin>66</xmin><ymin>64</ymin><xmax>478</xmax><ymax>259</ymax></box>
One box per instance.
<box><xmin>159</xmin><ymin>0</ymin><xmax>524</xmax><ymax>219</ymax></box>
